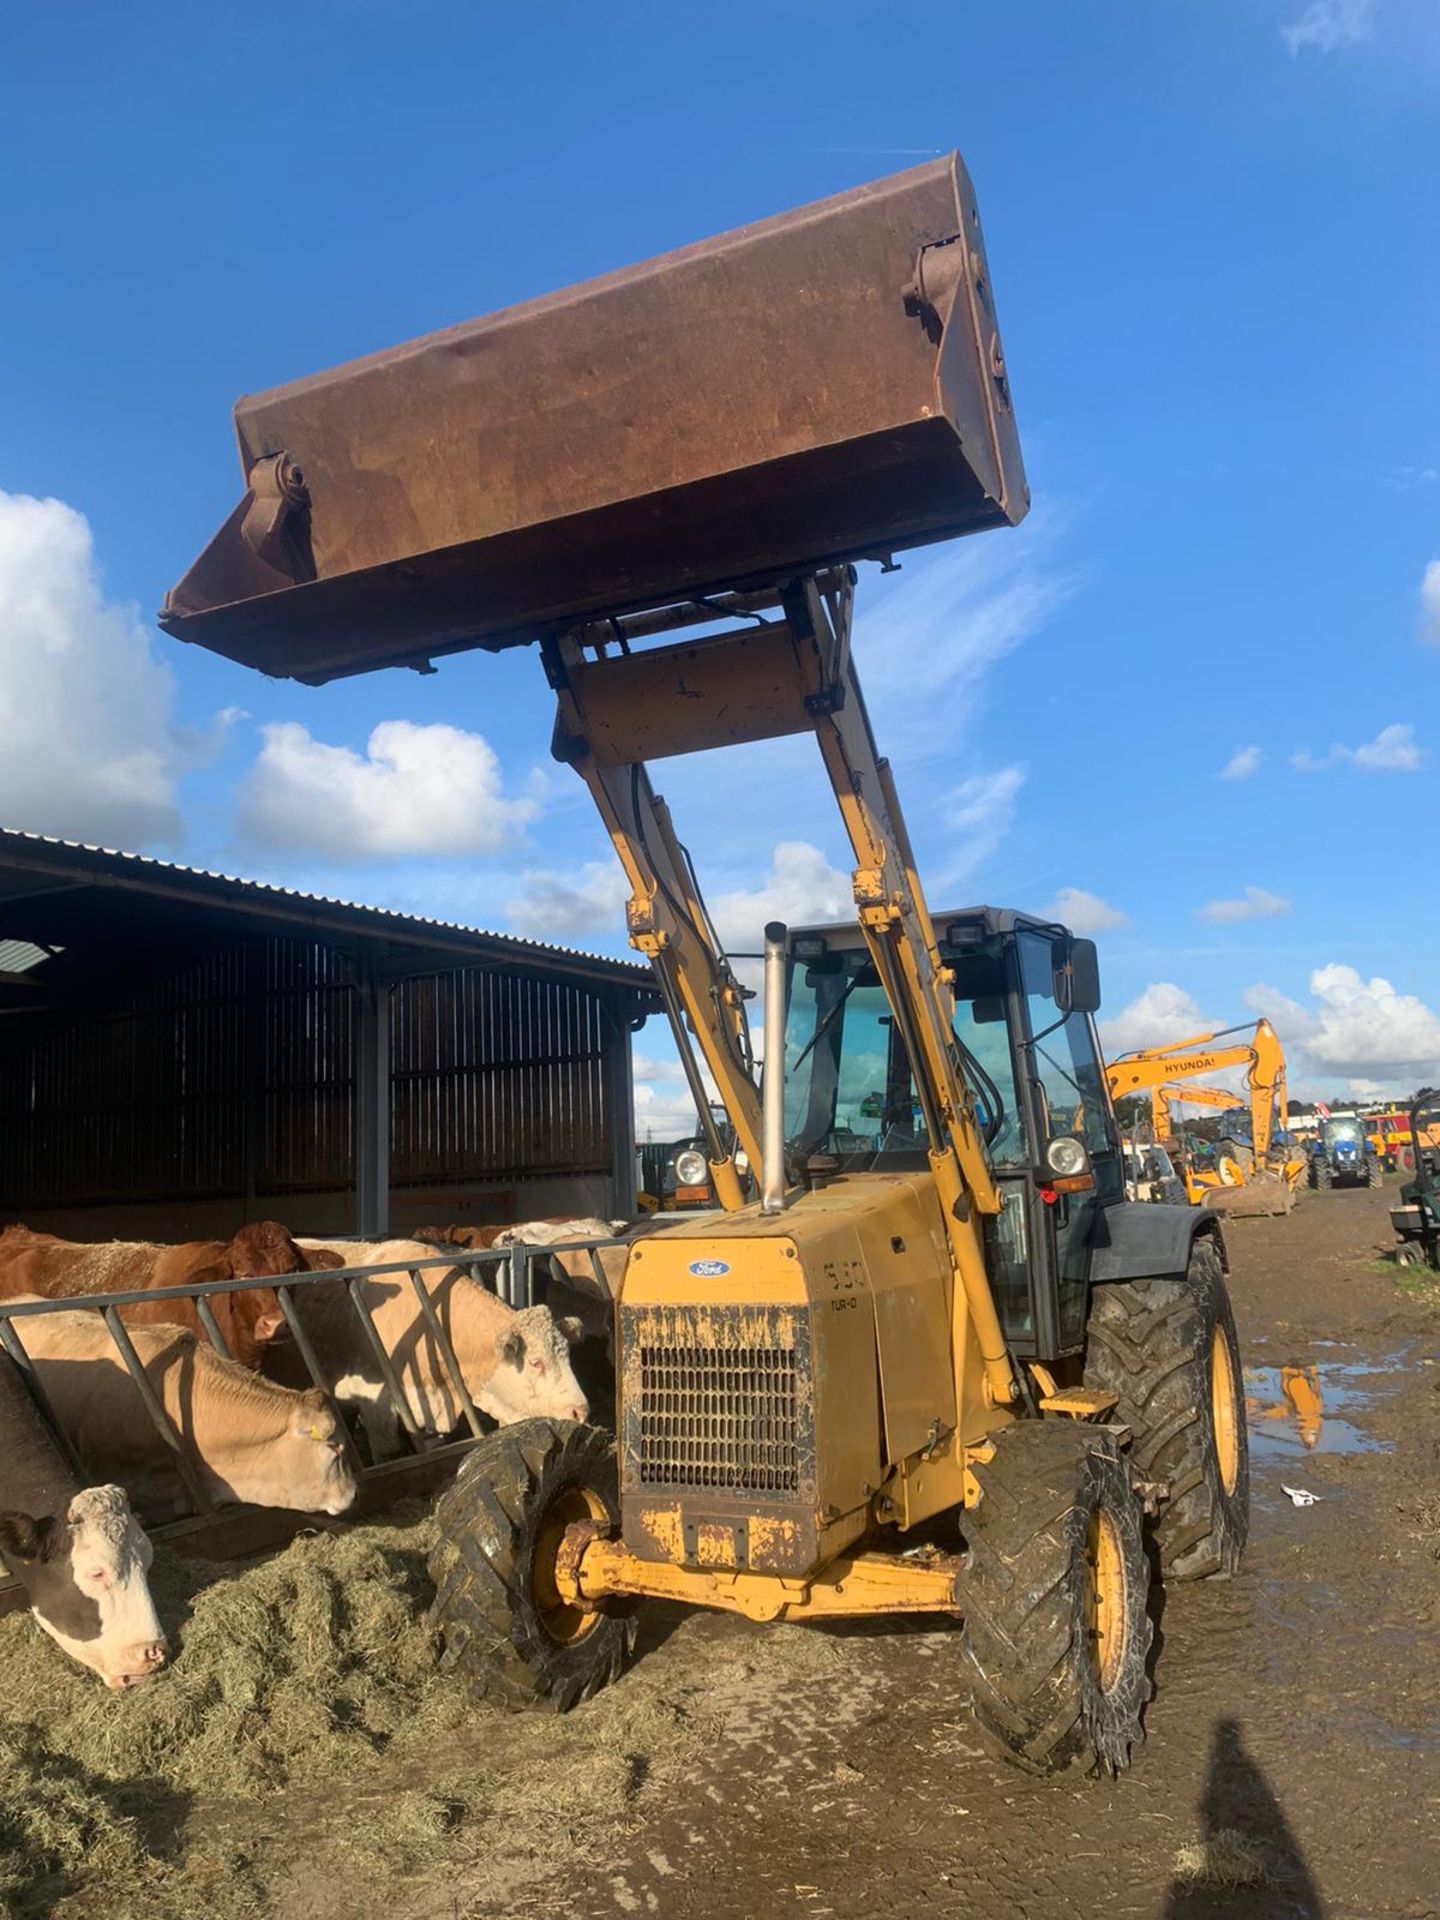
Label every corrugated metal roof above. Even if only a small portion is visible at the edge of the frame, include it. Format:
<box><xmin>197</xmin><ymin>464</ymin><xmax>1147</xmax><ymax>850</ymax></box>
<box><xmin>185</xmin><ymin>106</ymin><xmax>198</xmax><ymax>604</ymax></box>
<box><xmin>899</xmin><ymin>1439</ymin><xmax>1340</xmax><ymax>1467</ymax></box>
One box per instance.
<box><xmin>0</xmin><ymin>828</ymin><xmax>654</xmax><ymax>991</ymax></box>
<box><xmin>0</xmin><ymin>940</ymin><xmax>50</xmax><ymax>974</ymax></box>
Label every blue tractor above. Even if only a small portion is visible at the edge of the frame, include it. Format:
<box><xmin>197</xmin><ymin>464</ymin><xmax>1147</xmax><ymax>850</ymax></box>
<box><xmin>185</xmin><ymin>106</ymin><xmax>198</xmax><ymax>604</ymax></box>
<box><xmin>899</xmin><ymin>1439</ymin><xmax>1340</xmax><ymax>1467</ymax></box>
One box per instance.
<box><xmin>1310</xmin><ymin>1114</ymin><xmax>1381</xmax><ymax>1191</ymax></box>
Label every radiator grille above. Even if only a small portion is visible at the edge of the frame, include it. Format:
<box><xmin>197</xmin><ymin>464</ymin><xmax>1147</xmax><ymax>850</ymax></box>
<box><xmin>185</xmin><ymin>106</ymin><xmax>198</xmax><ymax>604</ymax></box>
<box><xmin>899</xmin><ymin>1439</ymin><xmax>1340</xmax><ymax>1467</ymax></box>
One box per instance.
<box><xmin>637</xmin><ymin>1342</ymin><xmax>800</xmax><ymax>1494</ymax></box>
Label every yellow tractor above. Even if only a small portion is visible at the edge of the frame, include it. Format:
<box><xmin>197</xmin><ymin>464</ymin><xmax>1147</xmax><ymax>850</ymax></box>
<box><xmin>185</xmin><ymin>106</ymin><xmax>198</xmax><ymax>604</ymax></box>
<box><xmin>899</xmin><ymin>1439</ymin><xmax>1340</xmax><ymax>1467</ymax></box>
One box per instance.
<box><xmin>161</xmin><ymin>154</ymin><xmax>1249</xmax><ymax>1774</ymax></box>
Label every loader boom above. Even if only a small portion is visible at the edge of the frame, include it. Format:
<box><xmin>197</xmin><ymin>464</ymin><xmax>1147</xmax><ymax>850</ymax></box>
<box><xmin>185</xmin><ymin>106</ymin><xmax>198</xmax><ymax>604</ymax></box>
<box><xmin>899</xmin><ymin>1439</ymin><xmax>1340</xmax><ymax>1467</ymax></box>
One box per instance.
<box><xmin>545</xmin><ymin>569</ymin><xmax>1016</xmax><ymax>1405</ymax></box>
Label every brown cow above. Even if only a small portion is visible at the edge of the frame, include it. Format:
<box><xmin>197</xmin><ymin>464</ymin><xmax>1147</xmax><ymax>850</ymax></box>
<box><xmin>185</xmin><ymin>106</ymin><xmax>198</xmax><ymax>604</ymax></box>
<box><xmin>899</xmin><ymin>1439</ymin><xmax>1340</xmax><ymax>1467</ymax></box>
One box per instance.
<box><xmin>9</xmin><ymin>1305</ymin><xmax>358</xmax><ymax>1524</ymax></box>
<box><xmin>0</xmin><ymin>1221</ymin><xmax>311</xmax><ymax>1368</ymax></box>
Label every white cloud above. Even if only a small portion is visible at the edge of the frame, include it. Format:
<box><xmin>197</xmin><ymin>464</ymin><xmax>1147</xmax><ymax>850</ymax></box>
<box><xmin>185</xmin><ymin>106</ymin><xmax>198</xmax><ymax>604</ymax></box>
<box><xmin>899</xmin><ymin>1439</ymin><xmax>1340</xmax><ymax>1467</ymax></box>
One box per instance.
<box><xmin>1219</xmin><ymin>745</ymin><xmax>1263</xmax><ymax>781</ymax></box>
<box><xmin>1302</xmin><ymin>964</ymin><xmax>1440</xmax><ymax>1072</ymax></box>
<box><xmin>933</xmin><ymin>765</ymin><xmax>1027</xmax><ymax>890</ymax></box>
<box><xmin>1290</xmin><ymin>723</ymin><xmax>1424</xmax><ymax>773</ymax></box>
<box><xmin>632</xmin><ymin>1053</ymin><xmax>685</xmax><ymax>1085</ymax></box>
<box><xmin>633</xmin><ymin>1080</ymin><xmax>703</xmax><ymax>1143</ymax></box>
<box><xmin>1421</xmin><ymin>560</ymin><xmax>1440</xmax><ymax>645</ymax></box>
<box><xmin>709</xmin><ymin>841</ymin><xmax>853</xmax><ymax>952</ymax></box>
<box><xmin>1282</xmin><ymin>0</ymin><xmax>1378</xmax><ymax>55</ymax></box>
<box><xmin>1197</xmin><ymin>885</ymin><xmax>1291</xmax><ymax>926</ymax></box>
<box><xmin>860</xmin><ymin>520</ymin><xmax>1078</xmax><ymax>767</ymax></box>
<box><xmin>1243</xmin><ymin>981</ymin><xmax>1314</xmax><ymax>1044</ymax></box>
<box><xmin>1038</xmin><ymin>887</ymin><xmax>1128</xmax><ymax>935</ymax></box>
<box><xmin>505</xmin><ymin>860</ymin><xmax>628</xmax><ymax>941</ymax></box>
<box><xmin>1098</xmin><ymin>982</ymin><xmax>1210</xmax><ymax>1057</ymax></box>
<box><xmin>1247</xmin><ymin>965</ymin><xmax>1440</xmax><ymax>1096</ymax></box>
<box><xmin>0</xmin><ymin>490</ymin><xmax>215</xmax><ymax>848</ymax></box>
<box><xmin>238</xmin><ymin>720</ymin><xmax>537</xmax><ymax>862</ymax></box>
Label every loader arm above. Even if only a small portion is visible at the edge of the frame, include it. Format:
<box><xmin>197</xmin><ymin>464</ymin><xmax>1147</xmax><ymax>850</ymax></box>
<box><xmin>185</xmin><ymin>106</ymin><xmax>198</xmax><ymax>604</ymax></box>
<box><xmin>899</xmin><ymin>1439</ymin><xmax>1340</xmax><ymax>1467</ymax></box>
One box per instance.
<box><xmin>545</xmin><ymin>569</ymin><xmax>1015</xmax><ymax>1407</ymax></box>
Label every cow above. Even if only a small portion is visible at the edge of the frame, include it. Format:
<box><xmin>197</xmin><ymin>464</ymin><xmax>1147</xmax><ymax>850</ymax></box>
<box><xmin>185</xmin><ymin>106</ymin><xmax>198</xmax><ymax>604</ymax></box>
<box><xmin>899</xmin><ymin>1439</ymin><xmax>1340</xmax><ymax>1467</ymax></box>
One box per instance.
<box><xmin>284</xmin><ymin>1239</ymin><xmax>589</xmax><ymax>1456</ymax></box>
<box><xmin>414</xmin><ymin>1215</ymin><xmax>638</xmax><ymax>1319</ymax></box>
<box><xmin>0</xmin><ymin>1351</ymin><xmax>167</xmax><ymax>1689</ymax></box>
<box><xmin>6</xmin><ymin>1305</ymin><xmax>358</xmax><ymax>1524</ymax></box>
<box><xmin>0</xmin><ymin>1220</ymin><xmax>312</xmax><ymax>1368</ymax></box>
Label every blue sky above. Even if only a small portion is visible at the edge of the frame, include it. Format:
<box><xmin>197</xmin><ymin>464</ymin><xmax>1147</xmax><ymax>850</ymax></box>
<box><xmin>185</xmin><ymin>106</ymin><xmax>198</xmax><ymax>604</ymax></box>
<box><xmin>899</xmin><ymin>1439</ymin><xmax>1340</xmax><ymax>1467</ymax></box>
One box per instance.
<box><xmin>2</xmin><ymin>0</ymin><xmax>1437</xmax><ymax>1134</ymax></box>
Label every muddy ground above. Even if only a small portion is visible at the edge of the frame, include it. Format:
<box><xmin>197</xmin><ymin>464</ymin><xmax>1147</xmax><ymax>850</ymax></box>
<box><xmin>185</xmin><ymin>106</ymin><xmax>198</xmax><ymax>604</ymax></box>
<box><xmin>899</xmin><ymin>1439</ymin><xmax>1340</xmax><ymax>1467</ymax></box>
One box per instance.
<box><xmin>9</xmin><ymin>1187</ymin><xmax>1437</xmax><ymax>1919</ymax></box>
<box><xmin>429</xmin><ymin>1184</ymin><xmax>1440</xmax><ymax>1920</ymax></box>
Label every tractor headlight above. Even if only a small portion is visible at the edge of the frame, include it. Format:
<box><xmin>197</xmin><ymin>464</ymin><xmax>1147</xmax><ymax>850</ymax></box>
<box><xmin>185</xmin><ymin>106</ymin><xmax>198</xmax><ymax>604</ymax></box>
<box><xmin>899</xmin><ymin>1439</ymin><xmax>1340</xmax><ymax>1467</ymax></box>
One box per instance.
<box><xmin>674</xmin><ymin>1148</ymin><xmax>708</xmax><ymax>1188</ymax></box>
<box><xmin>1045</xmin><ymin>1136</ymin><xmax>1091</xmax><ymax>1180</ymax></box>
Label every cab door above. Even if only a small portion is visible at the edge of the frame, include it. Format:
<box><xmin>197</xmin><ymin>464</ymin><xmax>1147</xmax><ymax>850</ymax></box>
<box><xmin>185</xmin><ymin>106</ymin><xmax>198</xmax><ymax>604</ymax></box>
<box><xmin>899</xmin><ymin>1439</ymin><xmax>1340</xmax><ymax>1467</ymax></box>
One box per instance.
<box><xmin>1014</xmin><ymin>930</ymin><xmax>1123</xmax><ymax>1354</ymax></box>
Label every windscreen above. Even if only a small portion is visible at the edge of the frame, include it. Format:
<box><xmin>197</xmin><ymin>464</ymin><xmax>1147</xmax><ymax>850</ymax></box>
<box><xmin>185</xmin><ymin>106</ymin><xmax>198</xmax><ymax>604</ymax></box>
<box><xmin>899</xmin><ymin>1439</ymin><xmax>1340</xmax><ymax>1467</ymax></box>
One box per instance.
<box><xmin>782</xmin><ymin>942</ymin><xmax>1026</xmax><ymax>1169</ymax></box>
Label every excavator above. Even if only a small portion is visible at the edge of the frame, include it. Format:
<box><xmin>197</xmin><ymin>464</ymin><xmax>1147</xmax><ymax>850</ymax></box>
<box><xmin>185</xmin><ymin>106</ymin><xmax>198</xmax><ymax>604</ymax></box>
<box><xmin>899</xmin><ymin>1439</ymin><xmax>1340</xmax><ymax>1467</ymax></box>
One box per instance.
<box><xmin>160</xmin><ymin>154</ymin><xmax>1249</xmax><ymax>1775</ymax></box>
<box><xmin>1104</xmin><ymin>1020</ymin><xmax>1306</xmax><ymax>1213</ymax></box>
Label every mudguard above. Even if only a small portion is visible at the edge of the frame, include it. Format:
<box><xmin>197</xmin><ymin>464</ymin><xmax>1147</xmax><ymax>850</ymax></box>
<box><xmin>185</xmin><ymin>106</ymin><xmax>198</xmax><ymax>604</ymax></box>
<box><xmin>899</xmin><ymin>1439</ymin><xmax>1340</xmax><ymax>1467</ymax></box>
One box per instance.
<box><xmin>1088</xmin><ymin>1199</ymin><xmax>1226</xmax><ymax>1285</ymax></box>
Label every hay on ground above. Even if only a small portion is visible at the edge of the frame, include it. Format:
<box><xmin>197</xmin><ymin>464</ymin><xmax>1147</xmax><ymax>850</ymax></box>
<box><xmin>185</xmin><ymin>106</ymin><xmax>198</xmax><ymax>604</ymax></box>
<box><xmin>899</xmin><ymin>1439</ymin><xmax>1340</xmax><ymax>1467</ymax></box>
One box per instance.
<box><xmin>1173</xmin><ymin>1829</ymin><xmax>1273</xmax><ymax>1889</ymax></box>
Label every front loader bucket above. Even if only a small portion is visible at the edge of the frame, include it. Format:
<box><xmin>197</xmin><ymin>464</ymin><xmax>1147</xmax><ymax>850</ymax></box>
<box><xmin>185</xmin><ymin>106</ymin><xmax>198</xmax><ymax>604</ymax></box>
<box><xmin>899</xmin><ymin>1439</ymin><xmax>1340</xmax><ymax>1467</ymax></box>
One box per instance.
<box><xmin>160</xmin><ymin>154</ymin><xmax>1026</xmax><ymax>685</ymax></box>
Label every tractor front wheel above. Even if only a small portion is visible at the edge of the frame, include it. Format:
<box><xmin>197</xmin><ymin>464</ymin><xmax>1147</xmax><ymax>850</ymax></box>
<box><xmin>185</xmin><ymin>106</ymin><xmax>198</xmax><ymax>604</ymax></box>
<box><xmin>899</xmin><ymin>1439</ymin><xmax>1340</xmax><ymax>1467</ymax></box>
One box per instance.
<box><xmin>960</xmin><ymin>1424</ymin><xmax>1152</xmax><ymax>1776</ymax></box>
<box><xmin>1083</xmin><ymin>1237</ymin><xmax>1249</xmax><ymax>1580</ymax></box>
<box><xmin>427</xmin><ymin>1420</ymin><xmax>635</xmax><ymax>1711</ymax></box>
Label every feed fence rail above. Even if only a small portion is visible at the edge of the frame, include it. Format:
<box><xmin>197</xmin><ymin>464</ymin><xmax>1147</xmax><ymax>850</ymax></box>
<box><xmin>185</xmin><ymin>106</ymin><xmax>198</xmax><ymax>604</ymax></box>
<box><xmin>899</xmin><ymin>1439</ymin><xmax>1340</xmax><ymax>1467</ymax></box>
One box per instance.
<box><xmin>0</xmin><ymin>1234</ymin><xmax>628</xmax><ymax>1587</ymax></box>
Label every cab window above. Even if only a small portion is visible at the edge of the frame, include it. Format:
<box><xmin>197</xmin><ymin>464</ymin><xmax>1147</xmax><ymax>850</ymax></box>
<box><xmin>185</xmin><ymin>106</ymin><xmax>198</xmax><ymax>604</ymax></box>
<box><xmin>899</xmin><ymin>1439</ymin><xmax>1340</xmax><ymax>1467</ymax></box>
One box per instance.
<box><xmin>1017</xmin><ymin>932</ymin><xmax>1120</xmax><ymax>1198</ymax></box>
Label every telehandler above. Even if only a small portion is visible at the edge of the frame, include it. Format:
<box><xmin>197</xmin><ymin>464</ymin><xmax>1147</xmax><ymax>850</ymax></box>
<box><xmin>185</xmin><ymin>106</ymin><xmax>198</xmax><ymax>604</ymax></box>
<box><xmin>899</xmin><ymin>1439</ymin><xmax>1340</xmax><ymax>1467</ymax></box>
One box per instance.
<box><xmin>161</xmin><ymin>154</ymin><xmax>1249</xmax><ymax>1774</ymax></box>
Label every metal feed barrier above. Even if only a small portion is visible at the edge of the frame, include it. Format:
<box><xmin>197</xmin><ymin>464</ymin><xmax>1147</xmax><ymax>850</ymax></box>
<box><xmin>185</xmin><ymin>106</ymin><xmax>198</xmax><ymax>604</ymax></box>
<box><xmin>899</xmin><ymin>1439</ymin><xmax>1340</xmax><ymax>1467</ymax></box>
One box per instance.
<box><xmin>0</xmin><ymin>1233</ymin><xmax>627</xmax><ymax>1595</ymax></box>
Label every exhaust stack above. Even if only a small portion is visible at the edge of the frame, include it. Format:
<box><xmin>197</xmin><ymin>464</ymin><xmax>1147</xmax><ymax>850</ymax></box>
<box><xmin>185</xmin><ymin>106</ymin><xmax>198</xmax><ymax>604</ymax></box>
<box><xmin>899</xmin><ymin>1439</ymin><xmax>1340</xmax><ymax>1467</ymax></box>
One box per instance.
<box><xmin>761</xmin><ymin>921</ymin><xmax>788</xmax><ymax>1217</ymax></box>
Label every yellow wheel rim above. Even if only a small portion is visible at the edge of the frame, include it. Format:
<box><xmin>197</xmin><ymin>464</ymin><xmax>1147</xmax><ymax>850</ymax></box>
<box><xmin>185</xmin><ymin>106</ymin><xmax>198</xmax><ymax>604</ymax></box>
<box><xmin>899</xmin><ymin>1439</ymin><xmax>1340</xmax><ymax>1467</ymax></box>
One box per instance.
<box><xmin>1084</xmin><ymin>1508</ymin><xmax>1128</xmax><ymax>1695</ymax></box>
<box><xmin>531</xmin><ymin>1484</ymin><xmax>608</xmax><ymax>1646</ymax></box>
<box><xmin>1211</xmin><ymin>1326</ymin><xmax>1240</xmax><ymax>1496</ymax></box>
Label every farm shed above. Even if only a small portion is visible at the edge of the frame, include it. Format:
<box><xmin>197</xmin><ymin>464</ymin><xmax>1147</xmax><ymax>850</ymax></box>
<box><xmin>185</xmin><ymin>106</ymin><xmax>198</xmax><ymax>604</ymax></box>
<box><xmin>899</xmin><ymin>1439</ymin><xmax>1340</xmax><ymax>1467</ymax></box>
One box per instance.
<box><xmin>0</xmin><ymin>830</ymin><xmax>659</xmax><ymax>1241</ymax></box>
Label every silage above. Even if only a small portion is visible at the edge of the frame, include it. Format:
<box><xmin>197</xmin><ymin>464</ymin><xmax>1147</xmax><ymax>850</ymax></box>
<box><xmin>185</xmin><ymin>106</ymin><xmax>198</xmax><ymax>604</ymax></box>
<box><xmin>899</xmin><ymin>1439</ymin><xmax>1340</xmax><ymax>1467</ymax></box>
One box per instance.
<box><xmin>0</xmin><ymin>1502</ymin><xmax>712</xmax><ymax>1918</ymax></box>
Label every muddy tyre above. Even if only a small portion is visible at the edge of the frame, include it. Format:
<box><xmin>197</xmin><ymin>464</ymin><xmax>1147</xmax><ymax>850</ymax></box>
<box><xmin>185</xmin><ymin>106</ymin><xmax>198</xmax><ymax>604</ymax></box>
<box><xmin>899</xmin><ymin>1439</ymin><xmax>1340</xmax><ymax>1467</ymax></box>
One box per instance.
<box><xmin>1083</xmin><ymin>1238</ymin><xmax>1249</xmax><ymax>1581</ymax></box>
<box><xmin>427</xmin><ymin>1419</ymin><xmax>635</xmax><ymax>1712</ymax></box>
<box><xmin>1313</xmin><ymin>1159</ymin><xmax>1332</xmax><ymax>1191</ymax></box>
<box><xmin>1367</xmin><ymin>1161</ymin><xmax>1384</xmax><ymax>1189</ymax></box>
<box><xmin>960</xmin><ymin>1424</ymin><xmax>1152</xmax><ymax>1776</ymax></box>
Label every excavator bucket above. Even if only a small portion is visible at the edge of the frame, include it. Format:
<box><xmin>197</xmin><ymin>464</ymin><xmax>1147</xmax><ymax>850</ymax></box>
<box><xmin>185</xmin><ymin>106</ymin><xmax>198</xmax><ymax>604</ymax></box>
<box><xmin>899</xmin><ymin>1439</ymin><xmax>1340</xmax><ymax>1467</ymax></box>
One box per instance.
<box><xmin>160</xmin><ymin>154</ymin><xmax>1027</xmax><ymax>685</ymax></box>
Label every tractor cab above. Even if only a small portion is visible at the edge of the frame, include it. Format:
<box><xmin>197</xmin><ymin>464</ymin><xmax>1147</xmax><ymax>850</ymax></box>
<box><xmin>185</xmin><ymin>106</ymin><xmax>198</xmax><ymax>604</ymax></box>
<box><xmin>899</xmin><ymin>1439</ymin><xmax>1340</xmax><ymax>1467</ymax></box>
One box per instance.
<box><xmin>1312</xmin><ymin>1113</ymin><xmax>1379</xmax><ymax>1191</ymax></box>
<box><xmin>782</xmin><ymin>908</ymin><xmax>1183</xmax><ymax>1363</ymax></box>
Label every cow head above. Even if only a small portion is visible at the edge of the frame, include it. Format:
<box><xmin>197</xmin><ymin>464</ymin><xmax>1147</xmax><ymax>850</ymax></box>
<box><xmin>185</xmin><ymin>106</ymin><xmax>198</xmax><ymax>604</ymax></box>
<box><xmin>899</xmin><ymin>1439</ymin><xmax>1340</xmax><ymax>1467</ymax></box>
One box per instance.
<box><xmin>218</xmin><ymin>1221</ymin><xmax>313</xmax><ymax>1348</ymax></box>
<box><xmin>0</xmin><ymin>1485</ymin><xmax>167</xmax><ymax>1690</ymax></box>
<box><xmin>229</xmin><ymin>1388</ymin><xmax>358</xmax><ymax>1516</ymax></box>
<box><xmin>485</xmin><ymin>1306</ymin><xmax>589</xmax><ymax>1425</ymax></box>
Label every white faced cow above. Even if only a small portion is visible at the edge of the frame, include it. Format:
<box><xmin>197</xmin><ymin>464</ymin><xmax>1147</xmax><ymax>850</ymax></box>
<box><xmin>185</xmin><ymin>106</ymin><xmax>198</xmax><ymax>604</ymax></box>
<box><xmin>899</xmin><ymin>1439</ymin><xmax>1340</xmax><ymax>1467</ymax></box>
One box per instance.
<box><xmin>9</xmin><ymin>1306</ymin><xmax>358</xmax><ymax>1524</ymax></box>
<box><xmin>0</xmin><ymin>1352</ymin><xmax>167</xmax><ymax>1689</ymax></box>
<box><xmin>289</xmin><ymin>1239</ymin><xmax>589</xmax><ymax>1456</ymax></box>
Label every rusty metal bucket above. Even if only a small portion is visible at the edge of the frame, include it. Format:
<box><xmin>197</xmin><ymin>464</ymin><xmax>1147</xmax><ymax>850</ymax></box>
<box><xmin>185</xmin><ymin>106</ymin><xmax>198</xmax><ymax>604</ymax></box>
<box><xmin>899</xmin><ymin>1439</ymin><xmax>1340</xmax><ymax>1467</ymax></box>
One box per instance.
<box><xmin>161</xmin><ymin>154</ymin><xmax>1027</xmax><ymax>685</ymax></box>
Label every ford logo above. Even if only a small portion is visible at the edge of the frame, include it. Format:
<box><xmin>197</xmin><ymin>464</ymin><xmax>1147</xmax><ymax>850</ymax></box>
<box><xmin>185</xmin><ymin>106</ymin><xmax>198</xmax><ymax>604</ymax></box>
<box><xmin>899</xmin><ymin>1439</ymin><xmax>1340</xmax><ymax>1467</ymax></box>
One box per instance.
<box><xmin>688</xmin><ymin>1259</ymin><xmax>730</xmax><ymax>1278</ymax></box>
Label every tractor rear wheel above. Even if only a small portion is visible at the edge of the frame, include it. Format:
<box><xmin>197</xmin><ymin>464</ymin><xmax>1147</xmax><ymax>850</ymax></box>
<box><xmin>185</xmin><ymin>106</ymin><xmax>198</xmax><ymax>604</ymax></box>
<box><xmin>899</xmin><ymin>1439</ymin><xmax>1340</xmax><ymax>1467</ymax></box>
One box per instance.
<box><xmin>1314</xmin><ymin>1160</ymin><xmax>1332</xmax><ymax>1191</ymax></box>
<box><xmin>427</xmin><ymin>1419</ymin><xmax>635</xmax><ymax>1712</ymax></box>
<box><xmin>1083</xmin><ymin>1237</ymin><xmax>1249</xmax><ymax>1580</ymax></box>
<box><xmin>960</xmin><ymin>1424</ymin><xmax>1152</xmax><ymax>1776</ymax></box>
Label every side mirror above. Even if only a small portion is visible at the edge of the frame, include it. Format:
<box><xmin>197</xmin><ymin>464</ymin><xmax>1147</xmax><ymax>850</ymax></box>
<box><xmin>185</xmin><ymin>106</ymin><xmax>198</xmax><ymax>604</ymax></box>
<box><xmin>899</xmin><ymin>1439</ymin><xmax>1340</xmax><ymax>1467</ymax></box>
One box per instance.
<box><xmin>1051</xmin><ymin>936</ymin><xmax>1101</xmax><ymax>1015</ymax></box>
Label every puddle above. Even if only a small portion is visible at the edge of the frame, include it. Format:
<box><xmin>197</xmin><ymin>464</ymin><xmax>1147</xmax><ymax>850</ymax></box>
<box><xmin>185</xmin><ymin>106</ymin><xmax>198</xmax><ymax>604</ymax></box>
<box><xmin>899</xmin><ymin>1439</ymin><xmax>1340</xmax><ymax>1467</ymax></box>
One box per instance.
<box><xmin>1243</xmin><ymin>1356</ymin><xmax>1395</xmax><ymax>1456</ymax></box>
